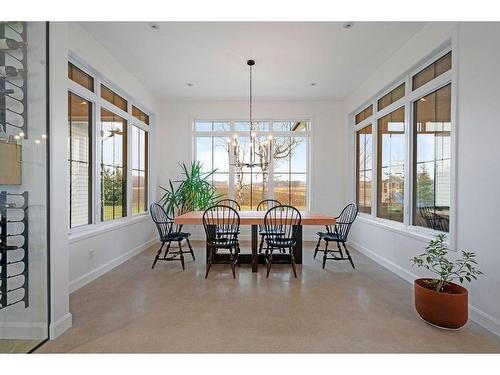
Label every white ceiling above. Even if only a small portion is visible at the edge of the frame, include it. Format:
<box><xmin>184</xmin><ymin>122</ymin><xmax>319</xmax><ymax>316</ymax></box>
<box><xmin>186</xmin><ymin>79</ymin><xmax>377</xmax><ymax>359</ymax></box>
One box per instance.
<box><xmin>79</xmin><ymin>22</ymin><xmax>426</xmax><ymax>101</ymax></box>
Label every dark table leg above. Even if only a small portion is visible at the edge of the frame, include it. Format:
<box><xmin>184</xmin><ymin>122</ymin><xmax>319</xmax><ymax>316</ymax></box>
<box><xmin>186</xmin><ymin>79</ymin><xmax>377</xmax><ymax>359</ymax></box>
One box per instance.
<box><xmin>293</xmin><ymin>225</ymin><xmax>303</xmax><ymax>264</ymax></box>
<box><xmin>252</xmin><ymin>224</ymin><xmax>258</xmax><ymax>272</ymax></box>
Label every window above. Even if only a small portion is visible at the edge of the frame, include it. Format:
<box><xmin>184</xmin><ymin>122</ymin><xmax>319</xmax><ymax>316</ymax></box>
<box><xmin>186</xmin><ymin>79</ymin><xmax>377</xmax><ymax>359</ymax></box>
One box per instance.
<box><xmin>413</xmin><ymin>84</ymin><xmax>451</xmax><ymax>232</ymax></box>
<box><xmin>352</xmin><ymin>49</ymin><xmax>453</xmax><ymax>234</ymax></box>
<box><xmin>68</xmin><ymin>92</ymin><xmax>92</xmax><ymax>227</ymax></box>
<box><xmin>356</xmin><ymin>125</ymin><xmax>372</xmax><ymax>214</ymax></box>
<box><xmin>100</xmin><ymin>108</ymin><xmax>127</xmax><ymax>221</ymax></box>
<box><xmin>273</xmin><ymin>136</ymin><xmax>308</xmax><ymax>209</ymax></box>
<box><xmin>132</xmin><ymin>105</ymin><xmax>150</xmax><ymax>125</ymax></box>
<box><xmin>355</xmin><ymin>105</ymin><xmax>373</xmax><ymax>125</ymax></box>
<box><xmin>68</xmin><ymin>59</ymin><xmax>152</xmax><ymax>229</ymax></box>
<box><xmin>412</xmin><ymin>52</ymin><xmax>451</xmax><ymax>90</ymax></box>
<box><xmin>196</xmin><ymin>135</ymin><xmax>230</xmax><ymax>199</ymax></box>
<box><xmin>194</xmin><ymin>120</ymin><xmax>309</xmax><ymax>210</ymax></box>
<box><xmin>377</xmin><ymin>107</ymin><xmax>405</xmax><ymax>223</ymax></box>
<box><xmin>101</xmin><ymin>84</ymin><xmax>128</xmax><ymax>112</ymax></box>
<box><xmin>377</xmin><ymin>83</ymin><xmax>405</xmax><ymax>111</ymax></box>
<box><xmin>132</xmin><ymin>126</ymin><xmax>148</xmax><ymax>214</ymax></box>
<box><xmin>68</xmin><ymin>62</ymin><xmax>94</xmax><ymax>92</ymax></box>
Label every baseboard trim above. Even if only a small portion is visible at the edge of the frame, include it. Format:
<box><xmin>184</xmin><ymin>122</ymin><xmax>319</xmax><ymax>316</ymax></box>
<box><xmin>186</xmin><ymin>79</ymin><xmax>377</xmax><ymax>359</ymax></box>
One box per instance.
<box><xmin>69</xmin><ymin>238</ymin><xmax>157</xmax><ymax>294</ymax></box>
<box><xmin>49</xmin><ymin>312</ymin><xmax>73</xmax><ymax>339</ymax></box>
<box><xmin>349</xmin><ymin>240</ymin><xmax>500</xmax><ymax>338</ymax></box>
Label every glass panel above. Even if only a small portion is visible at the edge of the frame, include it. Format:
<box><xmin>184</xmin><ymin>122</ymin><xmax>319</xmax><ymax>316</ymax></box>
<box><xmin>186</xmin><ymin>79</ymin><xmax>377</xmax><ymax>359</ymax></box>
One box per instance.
<box><xmin>132</xmin><ymin>105</ymin><xmax>149</xmax><ymax>125</ymax></box>
<box><xmin>194</xmin><ymin>122</ymin><xmax>212</xmax><ymax>131</ymax></box>
<box><xmin>132</xmin><ymin>126</ymin><xmax>148</xmax><ymax>214</ymax></box>
<box><xmin>195</xmin><ymin>137</ymin><xmax>212</xmax><ymax>172</ymax></box>
<box><xmin>273</xmin><ymin>121</ymin><xmax>307</xmax><ymax>131</ymax></box>
<box><xmin>274</xmin><ymin>173</ymin><xmax>290</xmax><ymax>205</ymax></box>
<box><xmin>356</xmin><ymin>125</ymin><xmax>372</xmax><ymax>214</ymax></box>
<box><xmin>234</xmin><ymin>172</ymin><xmax>251</xmax><ymax>209</ymax></box>
<box><xmin>100</xmin><ymin>108</ymin><xmax>127</xmax><ymax>221</ymax></box>
<box><xmin>377</xmin><ymin>107</ymin><xmax>405</xmax><ymax>222</ymax></box>
<box><xmin>290</xmin><ymin>137</ymin><xmax>307</xmax><ymax>173</ymax></box>
<box><xmin>355</xmin><ymin>105</ymin><xmax>373</xmax><ymax>125</ymax></box>
<box><xmin>212</xmin><ymin>122</ymin><xmax>230</xmax><ymax>131</ymax></box>
<box><xmin>378</xmin><ymin>83</ymin><xmax>405</xmax><ymax>111</ymax></box>
<box><xmin>213</xmin><ymin>137</ymin><xmax>229</xmax><ymax>173</ymax></box>
<box><xmin>213</xmin><ymin>173</ymin><xmax>229</xmax><ymax>199</ymax></box>
<box><xmin>235</xmin><ymin>121</ymin><xmax>268</xmax><ymax>132</ymax></box>
<box><xmin>413</xmin><ymin>52</ymin><xmax>452</xmax><ymax>90</ymax></box>
<box><xmin>68</xmin><ymin>62</ymin><xmax>94</xmax><ymax>92</ymax></box>
<box><xmin>0</xmin><ymin>22</ymin><xmax>50</xmax><ymax>352</ymax></box>
<box><xmin>100</xmin><ymin>84</ymin><xmax>128</xmax><ymax>112</ymax></box>
<box><xmin>291</xmin><ymin>174</ymin><xmax>307</xmax><ymax>209</ymax></box>
<box><xmin>68</xmin><ymin>92</ymin><xmax>92</xmax><ymax>227</ymax></box>
<box><xmin>413</xmin><ymin>84</ymin><xmax>451</xmax><ymax>232</ymax></box>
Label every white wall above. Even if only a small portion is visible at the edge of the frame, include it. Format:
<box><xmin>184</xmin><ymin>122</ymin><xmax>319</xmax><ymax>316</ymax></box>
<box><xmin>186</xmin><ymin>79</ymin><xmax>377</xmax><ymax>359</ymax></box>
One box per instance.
<box><xmin>344</xmin><ymin>22</ymin><xmax>500</xmax><ymax>337</ymax></box>
<box><xmin>48</xmin><ymin>22</ymin><xmax>162</xmax><ymax>338</ymax></box>
<box><xmin>159</xmin><ymin>100</ymin><xmax>347</xmax><ymax>240</ymax></box>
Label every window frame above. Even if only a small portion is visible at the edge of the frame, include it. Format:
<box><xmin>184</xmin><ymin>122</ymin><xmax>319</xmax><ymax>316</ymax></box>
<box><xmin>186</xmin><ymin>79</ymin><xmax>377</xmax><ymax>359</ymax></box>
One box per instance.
<box><xmin>67</xmin><ymin>56</ymin><xmax>152</xmax><ymax>237</ymax></box>
<box><xmin>350</xmin><ymin>44</ymin><xmax>456</xmax><ymax>246</ymax></box>
<box><xmin>192</xmin><ymin>120</ymin><xmax>311</xmax><ymax>210</ymax></box>
<box><xmin>67</xmin><ymin>91</ymin><xmax>93</xmax><ymax>228</ymax></box>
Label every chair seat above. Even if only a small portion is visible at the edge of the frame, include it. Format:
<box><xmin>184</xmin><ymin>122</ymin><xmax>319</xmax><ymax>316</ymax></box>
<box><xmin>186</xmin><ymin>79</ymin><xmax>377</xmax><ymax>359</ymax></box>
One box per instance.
<box><xmin>259</xmin><ymin>228</ymin><xmax>285</xmax><ymax>236</ymax></box>
<box><xmin>178</xmin><ymin>232</ymin><xmax>191</xmax><ymax>238</ymax></box>
<box><xmin>160</xmin><ymin>233</ymin><xmax>186</xmax><ymax>242</ymax></box>
<box><xmin>208</xmin><ymin>238</ymin><xmax>239</xmax><ymax>248</ymax></box>
<box><xmin>216</xmin><ymin>229</ymin><xmax>240</xmax><ymax>235</ymax></box>
<box><xmin>317</xmin><ymin>232</ymin><xmax>344</xmax><ymax>242</ymax></box>
<box><xmin>266</xmin><ymin>237</ymin><xmax>296</xmax><ymax>248</ymax></box>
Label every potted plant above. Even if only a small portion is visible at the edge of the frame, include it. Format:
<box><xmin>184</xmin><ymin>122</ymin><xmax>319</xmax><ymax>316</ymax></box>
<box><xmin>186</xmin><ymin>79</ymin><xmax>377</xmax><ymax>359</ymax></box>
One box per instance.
<box><xmin>158</xmin><ymin>161</ymin><xmax>222</xmax><ymax>217</ymax></box>
<box><xmin>411</xmin><ymin>234</ymin><xmax>482</xmax><ymax>329</ymax></box>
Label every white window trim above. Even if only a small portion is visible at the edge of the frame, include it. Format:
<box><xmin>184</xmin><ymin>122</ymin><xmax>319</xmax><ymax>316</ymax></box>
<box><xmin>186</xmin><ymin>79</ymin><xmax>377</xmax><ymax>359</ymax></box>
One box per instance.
<box><xmin>350</xmin><ymin>41</ymin><xmax>457</xmax><ymax>248</ymax></box>
<box><xmin>67</xmin><ymin>54</ymin><xmax>153</xmax><ymax>239</ymax></box>
<box><xmin>192</xmin><ymin>119</ymin><xmax>311</xmax><ymax>210</ymax></box>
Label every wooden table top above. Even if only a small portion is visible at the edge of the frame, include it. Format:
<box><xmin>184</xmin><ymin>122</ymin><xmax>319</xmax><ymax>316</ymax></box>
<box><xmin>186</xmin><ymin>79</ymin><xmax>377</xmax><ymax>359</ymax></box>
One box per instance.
<box><xmin>174</xmin><ymin>210</ymin><xmax>336</xmax><ymax>226</ymax></box>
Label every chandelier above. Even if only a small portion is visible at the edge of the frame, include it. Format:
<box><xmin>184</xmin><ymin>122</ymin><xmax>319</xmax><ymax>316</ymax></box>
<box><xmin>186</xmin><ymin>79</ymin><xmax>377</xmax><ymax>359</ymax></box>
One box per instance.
<box><xmin>230</xmin><ymin>59</ymin><xmax>272</xmax><ymax>169</ymax></box>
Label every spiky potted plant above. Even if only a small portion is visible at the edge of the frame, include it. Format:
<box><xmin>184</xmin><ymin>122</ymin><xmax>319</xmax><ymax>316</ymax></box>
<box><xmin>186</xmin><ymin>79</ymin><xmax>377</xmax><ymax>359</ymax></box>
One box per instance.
<box><xmin>411</xmin><ymin>234</ymin><xmax>482</xmax><ymax>329</ymax></box>
<box><xmin>158</xmin><ymin>161</ymin><xmax>222</xmax><ymax>217</ymax></box>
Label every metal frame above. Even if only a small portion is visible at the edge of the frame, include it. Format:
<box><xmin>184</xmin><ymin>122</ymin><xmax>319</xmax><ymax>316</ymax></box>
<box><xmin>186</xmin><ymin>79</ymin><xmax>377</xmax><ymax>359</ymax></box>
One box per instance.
<box><xmin>350</xmin><ymin>40</ymin><xmax>456</xmax><ymax>246</ymax></box>
<box><xmin>192</xmin><ymin>119</ymin><xmax>311</xmax><ymax>209</ymax></box>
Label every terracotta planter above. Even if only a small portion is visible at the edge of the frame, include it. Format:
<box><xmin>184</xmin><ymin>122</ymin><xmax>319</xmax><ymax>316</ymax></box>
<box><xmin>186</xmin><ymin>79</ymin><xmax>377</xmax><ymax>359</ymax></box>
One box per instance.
<box><xmin>414</xmin><ymin>278</ymin><xmax>468</xmax><ymax>329</ymax></box>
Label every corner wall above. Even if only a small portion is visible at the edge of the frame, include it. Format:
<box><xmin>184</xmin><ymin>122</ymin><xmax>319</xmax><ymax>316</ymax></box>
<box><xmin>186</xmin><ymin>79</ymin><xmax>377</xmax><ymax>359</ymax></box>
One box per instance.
<box><xmin>344</xmin><ymin>22</ymin><xmax>500</xmax><ymax>337</ymax></box>
<box><xmin>48</xmin><ymin>22</ymin><xmax>162</xmax><ymax>338</ymax></box>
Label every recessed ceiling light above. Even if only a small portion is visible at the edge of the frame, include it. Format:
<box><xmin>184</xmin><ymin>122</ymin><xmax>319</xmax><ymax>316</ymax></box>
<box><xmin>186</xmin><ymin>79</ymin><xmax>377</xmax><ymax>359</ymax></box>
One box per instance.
<box><xmin>148</xmin><ymin>22</ymin><xmax>160</xmax><ymax>30</ymax></box>
<box><xmin>187</xmin><ymin>83</ymin><xmax>194</xmax><ymax>87</ymax></box>
<box><xmin>343</xmin><ymin>22</ymin><xmax>355</xmax><ymax>30</ymax></box>
<box><xmin>310</xmin><ymin>82</ymin><xmax>317</xmax><ymax>87</ymax></box>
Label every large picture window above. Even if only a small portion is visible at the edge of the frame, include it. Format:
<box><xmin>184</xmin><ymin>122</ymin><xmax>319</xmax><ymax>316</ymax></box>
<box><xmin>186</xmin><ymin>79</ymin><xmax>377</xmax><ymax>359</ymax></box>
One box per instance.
<box><xmin>100</xmin><ymin>108</ymin><xmax>127</xmax><ymax>221</ymax></box>
<box><xmin>413</xmin><ymin>84</ymin><xmax>451</xmax><ymax>232</ymax></box>
<box><xmin>377</xmin><ymin>107</ymin><xmax>405</xmax><ymax>223</ymax></box>
<box><xmin>194</xmin><ymin>120</ymin><xmax>309</xmax><ymax>210</ymax></box>
<box><xmin>68</xmin><ymin>92</ymin><xmax>92</xmax><ymax>228</ymax></box>
<box><xmin>352</xmin><ymin>49</ymin><xmax>452</xmax><ymax>234</ymax></box>
<box><xmin>68</xmin><ymin>60</ymin><xmax>152</xmax><ymax>229</ymax></box>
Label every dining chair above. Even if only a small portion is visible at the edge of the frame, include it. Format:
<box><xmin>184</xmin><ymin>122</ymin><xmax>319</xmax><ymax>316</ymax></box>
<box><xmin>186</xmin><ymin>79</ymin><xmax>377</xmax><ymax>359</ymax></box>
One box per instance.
<box><xmin>257</xmin><ymin>199</ymin><xmax>282</xmax><ymax>254</ymax></box>
<box><xmin>150</xmin><ymin>203</ymin><xmax>195</xmax><ymax>270</ymax></box>
<box><xmin>263</xmin><ymin>205</ymin><xmax>302</xmax><ymax>278</ymax></box>
<box><xmin>203</xmin><ymin>205</ymin><xmax>240</xmax><ymax>278</ymax></box>
<box><xmin>216</xmin><ymin>198</ymin><xmax>241</xmax><ymax>211</ymax></box>
<box><xmin>314</xmin><ymin>203</ymin><xmax>358</xmax><ymax>269</ymax></box>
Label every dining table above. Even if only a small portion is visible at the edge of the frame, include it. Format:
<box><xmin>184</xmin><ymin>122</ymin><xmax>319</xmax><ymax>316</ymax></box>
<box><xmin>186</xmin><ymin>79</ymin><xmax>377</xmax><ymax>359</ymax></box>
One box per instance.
<box><xmin>174</xmin><ymin>210</ymin><xmax>337</xmax><ymax>272</ymax></box>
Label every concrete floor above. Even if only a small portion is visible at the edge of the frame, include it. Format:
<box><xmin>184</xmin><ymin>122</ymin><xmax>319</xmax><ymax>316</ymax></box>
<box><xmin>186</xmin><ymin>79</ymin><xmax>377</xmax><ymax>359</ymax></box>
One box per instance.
<box><xmin>37</xmin><ymin>241</ymin><xmax>500</xmax><ymax>353</ymax></box>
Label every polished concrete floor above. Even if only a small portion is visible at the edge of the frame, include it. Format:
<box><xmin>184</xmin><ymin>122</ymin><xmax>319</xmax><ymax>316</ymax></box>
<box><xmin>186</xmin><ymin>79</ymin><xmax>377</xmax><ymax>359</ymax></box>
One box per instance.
<box><xmin>37</xmin><ymin>241</ymin><xmax>500</xmax><ymax>353</ymax></box>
